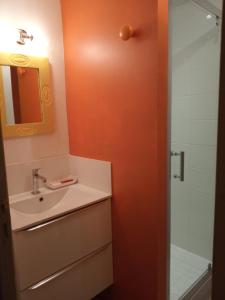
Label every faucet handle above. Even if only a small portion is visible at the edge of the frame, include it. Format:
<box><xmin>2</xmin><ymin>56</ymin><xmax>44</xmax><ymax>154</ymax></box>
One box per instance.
<box><xmin>32</xmin><ymin>168</ymin><xmax>40</xmax><ymax>175</ymax></box>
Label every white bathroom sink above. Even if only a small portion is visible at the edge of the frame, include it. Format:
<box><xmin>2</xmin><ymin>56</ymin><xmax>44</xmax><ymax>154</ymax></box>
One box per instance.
<box><xmin>10</xmin><ymin>184</ymin><xmax>111</xmax><ymax>231</ymax></box>
<box><xmin>10</xmin><ymin>188</ymin><xmax>68</xmax><ymax>214</ymax></box>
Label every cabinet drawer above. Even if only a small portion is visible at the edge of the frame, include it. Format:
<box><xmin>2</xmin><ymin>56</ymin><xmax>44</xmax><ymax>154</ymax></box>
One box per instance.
<box><xmin>13</xmin><ymin>199</ymin><xmax>112</xmax><ymax>291</ymax></box>
<box><xmin>19</xmin><ymin>244</ymin><xmax>113</xmax><ymax>300</ymax></box>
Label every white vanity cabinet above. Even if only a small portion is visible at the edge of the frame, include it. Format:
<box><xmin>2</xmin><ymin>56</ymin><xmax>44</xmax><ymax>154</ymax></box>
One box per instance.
<box><xmin>12</xmin><ymin>198</ymin><xmax>113</xmax><ymax>300</ymax></box>
<box><xmin>19</xmin><ymin>244</ymin><xmax>113</xmax><ymax>300</ymax></box>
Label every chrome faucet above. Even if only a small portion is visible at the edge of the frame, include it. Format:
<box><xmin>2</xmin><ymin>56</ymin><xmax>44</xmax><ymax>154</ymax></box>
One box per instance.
<box><xmin>32</xmin><ymin>168</ymin><xmax>47</xmax><ymax>195</ymax></box>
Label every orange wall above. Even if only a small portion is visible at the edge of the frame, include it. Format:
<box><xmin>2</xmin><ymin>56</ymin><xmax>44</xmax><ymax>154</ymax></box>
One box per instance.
<box><xmin>11</xmin><ymin>67</ymin><xmax>41</xmax><ymax>124</ymax></box>
<box><xmin>61</xmin><ymin>0</ymin><xmax>168</xmax><ymax>299</ymax></box>
<box><xmin>10</xmin><ymin>67</ymin><xmax>21</xmax><ymax>124</ymax></box>
<box><xmin>17</xmin><ymin>67</ymin><xmax>41</xmax><ymax>124</ymax></box>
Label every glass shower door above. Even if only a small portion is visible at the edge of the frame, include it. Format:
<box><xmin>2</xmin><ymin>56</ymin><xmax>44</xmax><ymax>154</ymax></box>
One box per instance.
<box><xmin>170</xmin><ymin>0</ymin><xmax>222</xmax><ymax>299</ymax></box>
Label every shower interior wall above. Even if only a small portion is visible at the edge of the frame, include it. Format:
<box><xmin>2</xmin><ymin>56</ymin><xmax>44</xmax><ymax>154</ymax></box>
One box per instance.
<box><xmin>171</xmin><ymin>0</ymin><xmax>221</xmax><ymax>260</ymax></box>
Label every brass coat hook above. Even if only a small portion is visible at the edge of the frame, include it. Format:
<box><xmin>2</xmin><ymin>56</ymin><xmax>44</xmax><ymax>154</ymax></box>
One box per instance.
<box><xmin>119</xmin><ymin>25</ymin><xmax>135</xmax><ymax>41</ymax></box>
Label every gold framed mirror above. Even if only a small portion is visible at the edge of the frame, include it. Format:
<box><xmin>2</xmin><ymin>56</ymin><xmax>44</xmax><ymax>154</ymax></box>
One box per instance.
<box><xmin>0</xmin><ymin>52</ymin><xmax>54</xmax><ymax>138</ymax></box>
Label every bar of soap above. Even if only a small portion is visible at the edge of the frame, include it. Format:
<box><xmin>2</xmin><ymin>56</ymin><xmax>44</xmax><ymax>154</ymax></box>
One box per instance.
<box><xmin>46</xmin><ymin>176</ymin><xmax>78</xmax><ymax>190</ymax></box>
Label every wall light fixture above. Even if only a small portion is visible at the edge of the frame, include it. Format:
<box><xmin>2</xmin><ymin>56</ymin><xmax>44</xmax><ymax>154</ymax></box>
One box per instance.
<box><xmin>17</xmin><ymin>29</ymin><xmax>33</xmax><ymax>45</ymax></box>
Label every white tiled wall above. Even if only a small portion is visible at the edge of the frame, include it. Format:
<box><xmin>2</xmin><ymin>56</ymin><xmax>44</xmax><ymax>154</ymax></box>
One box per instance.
<box><xmin>171</xmin><ymin>1</ymin><xmax>221</xmax><ymax>260</ymax></box>
<box><xmin>6</xmin><ymin>155</ymin><xmax>111</xmax><ymax>197</ymax></box>
<box><xmin>6</xmin><ymin>155</ymin><xmax>70</xmax><ymax>196</ymax></box>
<box><xmin>69</xmin><ymin>156</ymin><xmax>112</xmax><ymax>194</ymax></box>
<box><xmin>0</xmin><ymin>0</ymin><xmax>69</xmax><ymax>165</ymax></box>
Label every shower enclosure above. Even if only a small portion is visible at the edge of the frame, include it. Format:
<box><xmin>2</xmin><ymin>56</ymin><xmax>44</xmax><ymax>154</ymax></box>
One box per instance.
<box><xmin>170</xmin><ymin>0</ymin><xmax>223</xmax><ymax>299</ymax></box>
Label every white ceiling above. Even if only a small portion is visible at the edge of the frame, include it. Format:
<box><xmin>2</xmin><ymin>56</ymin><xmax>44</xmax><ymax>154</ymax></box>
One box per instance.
<box><xmin>171</xmin><ymin>0</ymin><xmax>223</xmax><ymax>14</ymax></box>
<box><xmin>208</xmin><ymin>0</ymin><xmax>223</xmax><ymax>9</ymax></box>
<box><xmin>172</xmin><ymin>0</ymin><xmax>223</xmax><ymax>10</ymax></box>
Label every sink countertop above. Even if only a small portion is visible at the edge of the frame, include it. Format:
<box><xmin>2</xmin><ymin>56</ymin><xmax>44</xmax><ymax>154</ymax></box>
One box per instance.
<box><xmin>10</xmin><ymin>184</ymin><xmax>111</xmax><ymax>232</ymax></box>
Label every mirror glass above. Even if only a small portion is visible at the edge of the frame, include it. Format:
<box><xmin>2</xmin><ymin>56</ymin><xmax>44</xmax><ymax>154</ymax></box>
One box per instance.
<box><xmin>1</xmin><ymin>66</ymin><xmax>42</xmax><ymax>124</ymax></box>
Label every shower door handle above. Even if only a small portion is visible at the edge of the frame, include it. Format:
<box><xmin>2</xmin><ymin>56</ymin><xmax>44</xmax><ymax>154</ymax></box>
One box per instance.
<box><xmin>171</xmin><ymin>151</ymin><xmax>185</xmax><ymax>182</ymax></box>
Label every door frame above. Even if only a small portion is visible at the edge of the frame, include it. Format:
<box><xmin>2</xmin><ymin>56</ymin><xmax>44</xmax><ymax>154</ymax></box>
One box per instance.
<box><xmin>168</xmin><ymin>0</ymin><xmax>225</xmax><ymax>299</ymax></box>
<box><xmin>167</xmin><ymin>0</ymin><xmax>173</xmax><ymax>299</ymax></box>
<box><xmin>212</xmin><ymin>1</ymin><xmax>225</xmax><ymax>299</ymax></box>
<box><xmin>0</xmin><ymin>118</ymin><xmax>17</xmax><ymax>300</ymax></box>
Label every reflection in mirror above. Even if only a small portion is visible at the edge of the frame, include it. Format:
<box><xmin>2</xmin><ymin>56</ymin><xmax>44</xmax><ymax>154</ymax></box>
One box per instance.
<box><xmin>1</xmin><ymin>66</ymin><xmax>42</xmax><ymax>124</ymax></box>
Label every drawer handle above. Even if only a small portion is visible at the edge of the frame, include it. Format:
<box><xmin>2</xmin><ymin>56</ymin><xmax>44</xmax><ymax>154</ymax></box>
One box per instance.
<box><xmin>27</xmin><ymin>243</ymin><xmax>111</xmax><ymax>291</ymax></box>
<box><xmin>22</xmin><ymin>199</ymin><xmax>108</xmax><ymax>232</ymax></box>
<box><xmin>25</xmin><ymin>213</ymin><xmax>73</xmax><ymax>232</ymax></box>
